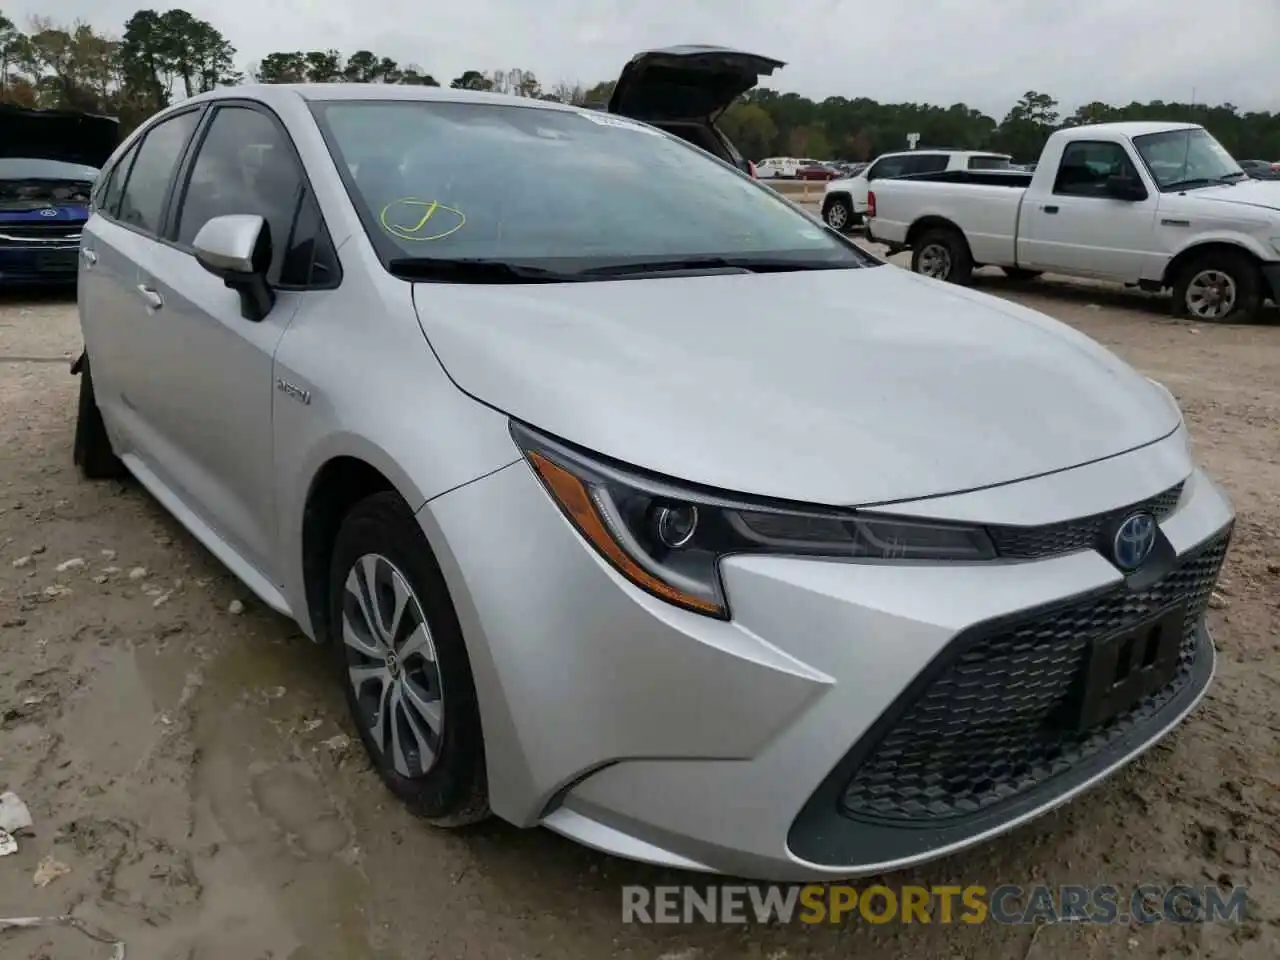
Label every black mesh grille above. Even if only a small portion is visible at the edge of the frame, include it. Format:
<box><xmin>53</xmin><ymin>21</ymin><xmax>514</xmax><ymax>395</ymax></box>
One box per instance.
<box><xmin>840</xmin><ymin>527</ymin><xmax>1230</xmax><ymax>823</ymax></box>
<box><xmin>987</xmin><ymin>481</ymin><xmax>1185</xmax><ymax>560</ymax></box>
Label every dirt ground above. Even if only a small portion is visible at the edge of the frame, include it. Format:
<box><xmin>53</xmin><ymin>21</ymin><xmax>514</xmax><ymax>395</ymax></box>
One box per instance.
<box><xmin>0</xmin><ymin>260</ymin><xmax>1277</xmax><ymax>959</ymax></box>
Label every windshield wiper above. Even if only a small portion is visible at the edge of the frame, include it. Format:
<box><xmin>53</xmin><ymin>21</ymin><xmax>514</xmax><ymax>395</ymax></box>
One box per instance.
<box><xmin>1162</xmin><ymin>175</ymin><xmax>1239</xmax><ymax>191</ymax></box>
<box><xmin>387</xmin><ymin>257</ymin><xmax>576</xmax><ymax>283</ymax></box>
<box><xmin>577</xmin><ymin>256</ymin><xmax>855</xmax><ymax>278</ymax></box>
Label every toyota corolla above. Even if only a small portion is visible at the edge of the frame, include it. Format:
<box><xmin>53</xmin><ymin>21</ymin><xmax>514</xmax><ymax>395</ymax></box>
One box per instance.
<box><xmin>73</xmin><ymin>81</ymin><xmax>1233</xmax><ymax>881</ymax></box>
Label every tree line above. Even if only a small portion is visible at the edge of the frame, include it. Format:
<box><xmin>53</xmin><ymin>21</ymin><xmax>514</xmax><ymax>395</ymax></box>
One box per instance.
<box><xmin>3</xmin><ymin>9</ymin><xmax>1279</xmax><ymax>163</ymax></box>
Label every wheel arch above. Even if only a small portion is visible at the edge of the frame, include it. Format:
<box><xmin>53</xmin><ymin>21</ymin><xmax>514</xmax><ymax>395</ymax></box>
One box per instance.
<box><xmin>821</xmin><ymin>190</ymin><xmax>852</xmax><ymax>214</ymax></box>
<box><xmin>906</xmin><ymin>215</ymin><xmax>971</xmax><ymax>254</ymax></box>
<box><xmin>1161</xmin><ymin>239</ymin><xmax>1269</xmax><ymax>290</ymax></box>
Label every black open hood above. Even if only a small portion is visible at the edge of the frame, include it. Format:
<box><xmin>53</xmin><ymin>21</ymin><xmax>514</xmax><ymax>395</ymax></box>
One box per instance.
<box><xmin>608</xmin><ymin>45</ymin><xmax>785</xmax><ymax>123</ymax></box>
<box><xmin>0</xmin><ymin>104</ymin><xmax>119</xmax><ymax>170</ymax></box>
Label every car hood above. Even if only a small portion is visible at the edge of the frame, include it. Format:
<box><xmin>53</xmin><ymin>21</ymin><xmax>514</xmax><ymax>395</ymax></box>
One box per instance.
<box><xmin>1189</xmin><ymin>178</ymin><xmax>1280</xmax><ymax>211</ymax></box>
<box><xmin>0</xmin><ymin>104</ymin><xmax>119</xmax><ymax>168</ymax></box>
<box><xmin>411</xmin><ymin>266</ymin><xmax>1179</xmax><ymax>506</ymax></box>
<box><xmin>608</xmin><ymin>46</ymin><xmax>785</xmax><ymax>123</ymax></box>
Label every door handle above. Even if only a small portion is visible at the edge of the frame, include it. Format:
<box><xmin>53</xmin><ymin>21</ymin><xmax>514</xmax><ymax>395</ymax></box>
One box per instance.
<box><xmin>80</xmin><ymin>248</ymin><xmax>98</xmax><ymax>266</ymax></box>
<box><xmin>136</xmin><ymin>284</ymin><xmax>164</xmax><ymax>310</ymax></box>
<box><xmin>1043</xmin><ymin>205</ymin><xmax>1059</xmax><ymax>214</ymax></box>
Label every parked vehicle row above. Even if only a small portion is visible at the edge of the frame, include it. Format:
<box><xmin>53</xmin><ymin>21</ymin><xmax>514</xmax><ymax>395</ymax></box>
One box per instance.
<box><xmin>865</xmin><ymin>121</ymin><xmax>1280</xmax><ymax>323</ymax></box>
<box><xmin>821</xmin><ymin>149</ymin><xmax>1012</xmax><ymax>231</ymax></box>
<box><xmin>0</xmin><ymin>104</ymin><xmax>118</xmax><ymax>287</ymax></box>
<box><xmin>1239</xmin><ymin>159</ymin><xmax>1280</xmax><ymax>181</ymax></box>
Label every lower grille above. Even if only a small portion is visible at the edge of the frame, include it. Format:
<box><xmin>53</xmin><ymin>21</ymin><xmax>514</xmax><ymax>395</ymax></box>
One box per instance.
<box><xmin>840</xmin><ymin>527</ymin><xmax>1230</xmax><ymax>823</ymax></box>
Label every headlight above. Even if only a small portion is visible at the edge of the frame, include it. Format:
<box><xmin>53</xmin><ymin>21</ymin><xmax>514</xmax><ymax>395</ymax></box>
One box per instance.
<box><xmin>511</xmin><ymin>422</ymin><xmax>996</xmax><ymax>619</ymax></box>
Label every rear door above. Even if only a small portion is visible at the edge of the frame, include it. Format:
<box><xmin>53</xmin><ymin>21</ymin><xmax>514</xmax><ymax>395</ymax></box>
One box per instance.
<box><xmin>79</xmin><ymin>107</ymin><xmax>203</xmax><ymax>455</ymax></box>
<box><xmin>136</xmin><ymin>101</ymin><xmax>321</xmax><ymax>579</ymax></box>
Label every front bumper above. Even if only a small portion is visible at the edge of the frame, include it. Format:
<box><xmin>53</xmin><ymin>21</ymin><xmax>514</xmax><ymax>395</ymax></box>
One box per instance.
<box><xmin>421</xmin><ymin>431</ymin><xmax>1233</xmax><ymax>881</ymax></box>
<box><xmin>1260</xmin><ymin>261</ymin><xmax>1280</xmax><ymax>302</ymax></box>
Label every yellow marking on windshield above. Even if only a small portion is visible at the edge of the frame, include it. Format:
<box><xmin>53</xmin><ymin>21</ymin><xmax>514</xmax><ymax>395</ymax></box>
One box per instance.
<box><xmin>379</xmin><ymin>198</ymin><xmax>466</xmax><ymax>241</ymax></box>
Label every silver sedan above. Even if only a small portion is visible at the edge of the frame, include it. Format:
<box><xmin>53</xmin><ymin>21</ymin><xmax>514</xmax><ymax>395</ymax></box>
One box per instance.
<box><xmin>74</xmin><ymin>82</ymin><xmax>1233</xmax><ymax>881</ymax></box>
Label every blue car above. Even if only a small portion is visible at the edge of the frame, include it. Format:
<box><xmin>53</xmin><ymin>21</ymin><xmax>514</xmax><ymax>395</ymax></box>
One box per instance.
<box><xmin>0</xmin><ymin>104</ymin><xmax>119</xmax><ymax>286</ymax></box>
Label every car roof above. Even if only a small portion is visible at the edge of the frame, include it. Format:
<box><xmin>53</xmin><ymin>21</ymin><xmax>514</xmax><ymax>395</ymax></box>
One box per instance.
<box><xmin>187</xmin><ymin>82</ymin><xmax>584</xmax><ymax>113</ymax></box>
<box><xmin>881</xmin><ymin>148</ymin><xmax>1007</xmax><ymax>157</ymax></box>
<box><xmin>1065</xmin><ymin>121</ymin><xmax>1202</xmax><ymax>137</ymax></box>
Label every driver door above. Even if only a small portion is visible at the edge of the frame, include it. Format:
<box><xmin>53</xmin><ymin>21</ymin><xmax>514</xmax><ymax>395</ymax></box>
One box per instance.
<box><xmin>1016</xmin><ymin>139</ymin><xmax>1158</xmax><ymax>281</ymax></box>
<box><xmin>133</xmin><ymin>102</ymin><xmax>314</xmax><ymax>580</ymax></box>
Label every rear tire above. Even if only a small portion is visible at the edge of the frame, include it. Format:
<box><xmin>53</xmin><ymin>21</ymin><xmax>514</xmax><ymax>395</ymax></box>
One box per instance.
<box><xmin>911</xmin><ymin>227</ymin><xmax>974</xmax><ymax>285</ymax></box>
<box><xmin>1171</xmin><ymin>250</ymin><xmax>1261</xmax><ymax>323</ymax></box>
<box><xmin>328</xmin><ymin>491</ymin><xmax>490</xmax><ymax>827</ymax></box>
<box><xmin>823</xmin><ymin>196</ymin><xmax>855</xmax><ymax>232</ymax></box>
<box><xmin>73</xmin><ymin>355</ymin><xmax>126</xmax><ymax>480</ymax></box>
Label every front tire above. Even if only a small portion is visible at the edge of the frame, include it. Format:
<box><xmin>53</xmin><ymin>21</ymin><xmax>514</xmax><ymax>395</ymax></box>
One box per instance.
<box><xmin>911</xmin><ymin>227</ymin><xmax>974</xmax><ymax>285</ymax></box>
<box><xmin>823</xmin><ymin>195</ymin><xmax>855</xmax><ymax>232</ymax></box>
<box><xmin>328</xmin><ymin>492</ymin><xmax>489</xmax><ymax>826</ymax></box>
<box><xmin>1172</xmin><ymin>250</ymin><xmax>1262</xmax><ymax>323</ymax></box>
<box><xmin>72</xmin><ymin>354</ymin><xmax>126</xmax><ymax>480</ymax></box>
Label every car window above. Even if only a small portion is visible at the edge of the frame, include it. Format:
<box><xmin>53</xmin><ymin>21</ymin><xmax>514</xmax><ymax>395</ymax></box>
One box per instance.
<box><xmin>313</xmin><ymin>100</ymin><xmax>868</xmax><ymax>272</ymax></box>
<box><xmin>867</xmin><ymin>156</ymin><xmax>908</xmax><ymax>180</ymax></box>
<box><xmin>968</xmin><ymin>155</ymin><xmax>1012</xmax><ymax>171</ymax></box>
<box><xmin>279</xmin><ymin>188</ymin><xmax>341</xmax><ymax>288</ymax></box>
<box><xmin>173</xmin><ymin>105</ymin><xmax>305</xmax><ymax>279</ymax></box>
<box><xmin>1132</xmin><ymin>128</ymin><xmax>1243</xmax><ymax>190</ymax></box>
<box><xmin>93</xmin><ymin>142</ymin><xmax>139</xmax><ymax>217</ymax></box>
<box><xmin>907</xmin><ymin>154</ymin><xmax>949</xmax><ymax>174</ymax></box>
<box><xmin>1054</xmin><ymin>141</ymin><xmax>1140</xmax><ymax>197</ymax></box>
<box><xmin>117</xmin><ymin>110</ymin><xmax>200</xmax><ymax>234</ymax></box>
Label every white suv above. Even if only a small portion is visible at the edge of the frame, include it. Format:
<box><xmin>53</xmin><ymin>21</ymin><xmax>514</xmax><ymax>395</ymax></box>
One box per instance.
<box><xmin>822</xmin><ymin>149</ymin><xmax>1011</xmax><ymax>230</ymax></box>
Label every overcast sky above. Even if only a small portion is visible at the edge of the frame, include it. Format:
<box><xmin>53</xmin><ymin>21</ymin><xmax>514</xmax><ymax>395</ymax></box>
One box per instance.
<box><xmin>11</xmin><ymin>0</ymin><xmax>1280</xmax><ymax>118</ymax></box>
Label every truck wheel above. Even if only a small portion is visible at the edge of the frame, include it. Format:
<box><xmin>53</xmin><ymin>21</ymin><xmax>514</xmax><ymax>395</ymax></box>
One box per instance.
<box><xmin>911</xmin><ymin>228</ymin><xmax>973</xmax><ymax>285</ymax></box>
<box><xmin>1172</xmin><ymin>251</ymin><xmax>1261</xmax><ymax>323</ymax></box>
<box><xmin>73</xmin><ymin>354</ymin><xmax>127</xmax><ymax>480</ymax></box>
<box><xmin>823</xmin><ymin>196</ymin><xmax>855</xmax><ymax>232</ymax></box>
<box><xmin>1004</xmin><ymin>267</ymin><xmax>1042</xmax><ymax>282</ymax></box>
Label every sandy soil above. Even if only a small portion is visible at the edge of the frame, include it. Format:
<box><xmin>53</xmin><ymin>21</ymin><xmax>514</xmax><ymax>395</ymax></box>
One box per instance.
<box><xmin>0</xmin><ymin>266</ymin><xmax>1277</xmax><ymax>959</ymax></box>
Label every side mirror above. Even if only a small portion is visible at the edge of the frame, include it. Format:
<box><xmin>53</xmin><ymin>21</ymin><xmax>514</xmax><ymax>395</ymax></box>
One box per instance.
<box><xmin>192</xmin><ymin>214</ymin><xmax>276</xmax><ymax>322</ymax></box>
<box><xmin>1105</xmin><ymin>175</ymin><xmax>1148</xmax><ymax>202</ymax></box>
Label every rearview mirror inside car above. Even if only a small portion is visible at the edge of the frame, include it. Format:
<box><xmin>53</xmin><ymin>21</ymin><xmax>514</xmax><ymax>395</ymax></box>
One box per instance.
<box><xmin>1105</xmin><ymin>175</ymin><xmax>1147</xmax><ymax>202</ymax></box>
<box><xmin>192</xmin><ymin>214</ymin><xmax>276</xmax><ymax>322</ymax></box>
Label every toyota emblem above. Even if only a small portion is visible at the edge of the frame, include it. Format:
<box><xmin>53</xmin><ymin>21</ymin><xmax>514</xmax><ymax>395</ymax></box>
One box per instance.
<box><xmin>1112</xmin><ymin>512</ymin><xmax>1157</xmax><ymax>571</ymax></box>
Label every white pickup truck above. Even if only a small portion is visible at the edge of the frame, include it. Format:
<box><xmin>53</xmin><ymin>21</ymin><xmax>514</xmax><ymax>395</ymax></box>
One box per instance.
<box><xmin>867</xmin><ymin>122</ymin><xmax>1280</xmax><ymax>322</ymax></box>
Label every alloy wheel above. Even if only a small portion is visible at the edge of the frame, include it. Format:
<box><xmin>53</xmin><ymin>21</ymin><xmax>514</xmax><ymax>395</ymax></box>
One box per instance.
<box><xmin>917</xmin><ymin>243</ymin><xmax>952</xmax><ymax>280</ymax></box>
<box><xmin>1185</xmin><ymin>269</ymin><xmax>1237</xmax><ymax>320</ymax></box>
<box><xmin>826</xmin><ymin>203</ymin><xmax>849</xmax><ymax>229</ymax></box>
<box><xmin>341</xmin><ymin>553</ymin><xmax>444</xmax><ymax>779</ymax></box>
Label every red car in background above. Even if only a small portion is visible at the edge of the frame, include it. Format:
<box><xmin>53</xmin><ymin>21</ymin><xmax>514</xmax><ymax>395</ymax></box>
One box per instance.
<box><xmin>796</xmin><ymin>162</ymin><xmax>840</xmax><ymax>181</ymax></box>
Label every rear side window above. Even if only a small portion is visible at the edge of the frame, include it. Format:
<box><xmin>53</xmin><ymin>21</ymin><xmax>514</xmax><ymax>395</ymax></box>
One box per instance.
<box><xmin>906</xmin><ymin>154</ymin><xmax>949</xmax><ymax>174</ymax></box>
<box><xmin>968</xmin><ymin>155</ymin><xmax>1012</xmax><ymax>171</ymax></box>
<box><xmin>118</xmin><ymin>110</ymin><xmax>201</xmax><ymax>234</ymax></box>
<box><xmin>94</xmin><ymin>142</ymin><xmax>140</xmax><ymax>218</ymax></box>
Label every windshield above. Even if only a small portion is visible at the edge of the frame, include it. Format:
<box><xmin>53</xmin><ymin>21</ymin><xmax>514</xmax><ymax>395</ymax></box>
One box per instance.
<box><xmin>312</xmin><ymin>100</ymin><xmax>867</xmax><ymax>276</ymax></box>
<box><xmin>1133</xmin><ymin>128</ymin><xmax>1243</xmax><ymax>190</ymax></box>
